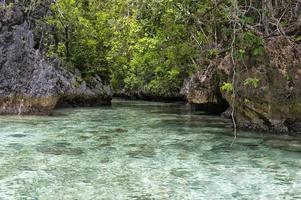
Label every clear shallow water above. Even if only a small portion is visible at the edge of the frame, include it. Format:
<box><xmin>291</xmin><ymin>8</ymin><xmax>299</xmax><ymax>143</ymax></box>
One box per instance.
<box><xmin>0</xmin><ymin>100</ymin><xmax>300</xmax><ymax>200</ymax></box>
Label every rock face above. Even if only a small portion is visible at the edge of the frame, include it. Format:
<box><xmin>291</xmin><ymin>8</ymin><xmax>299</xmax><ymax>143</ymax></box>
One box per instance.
<box><xmin>55</xmin><ymin>67</ymin><xmax>112</xmax><ymax>108</ymax></box>
<box><xmin>183</xmin><ymin>36</ymin><xmax>301</xmax><ymax>134</ymax></box>
<box><xmin>181</xmin><ymin>64</ymin><xmax>229</xmax><ymax>114</ymax></box>
<box><xmin>0</xmin><ymin>4</ymin><xmax>112</xmax><ymax>115</ymax></box>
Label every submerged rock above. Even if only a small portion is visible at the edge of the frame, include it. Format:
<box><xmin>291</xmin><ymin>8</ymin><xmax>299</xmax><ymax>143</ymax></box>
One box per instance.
<box><xmin>126</xmin><ymin>145</ymin><xmax>156</xmax><ymax>158</ymax></box>
<box><xmin>36</xmin><ymin>143</ymin><xmax>85</xmax><ymax>156</ymax></box>
<box><xmin>9</xmin><ymin>134</ymin><xmax>27</xmax><ymax>138</ymax></box>
<box><xmin>112</xmin><ymin>128</ymin><xmax>128</xmax><ymax>133</ymax></box>
<box><xmin>264</xmin><ymin>139</ymin><xmax>301</xmax><ymax>152</ymax></box>
<box><xmin>128</xmin><ymin>193</ymin><xmax>155</xmax><ymax>200</ymax></box>
<box><xmin>169</xmin><ymin>168</ymin><xmax>192</xmax><ymax>178</ymax></box>
<box><xmin>8</xmin><ymin>143</ymin><xmax>24</xmax><ymax>150</ymax></box>
<box><xmin>0</xmin><ymin>3</ymin><xmax>112</xmax><ymax>115</ymax></box>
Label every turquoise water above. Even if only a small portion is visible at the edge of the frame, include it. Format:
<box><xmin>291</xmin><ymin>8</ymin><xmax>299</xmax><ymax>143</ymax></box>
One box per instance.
<box><xmin>0</xmin><ymin>100</ymin><xmax>300</xmax><ymax>200</ymax></box>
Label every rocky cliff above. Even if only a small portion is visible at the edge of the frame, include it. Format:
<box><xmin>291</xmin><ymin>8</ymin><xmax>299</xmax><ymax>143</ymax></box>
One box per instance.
<box><xmin>182</xmin><ymin>36</ymin><xmax>301</xmax><ymax>134</ymax></box>
<box><xmin>0</xmin><ymin>3</ymin><xmax>112</xmax><ymax>115</ymax></box>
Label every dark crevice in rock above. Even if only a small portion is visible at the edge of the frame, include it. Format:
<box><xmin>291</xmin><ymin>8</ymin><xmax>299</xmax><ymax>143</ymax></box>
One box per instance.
<box><xmin>190</xmin><ymin>97</ymin><xmax>229</xmax><ymax>115</ymax></box>
<box><xmin>284</xmin><ymin>119</ymin><xmax>301</xmax><ymax>133</ymax></box>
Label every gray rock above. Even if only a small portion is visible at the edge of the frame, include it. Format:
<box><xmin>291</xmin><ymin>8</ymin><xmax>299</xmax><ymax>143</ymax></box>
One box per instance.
<box><xmin>0</xmin><ymin>3</ymin><xmax>112</xmax><ymax>115</ymax></box>
<box><xmin>180</xmin><ymin>62</ymin><xmax>229</xmax><ymax>114</ymax></box>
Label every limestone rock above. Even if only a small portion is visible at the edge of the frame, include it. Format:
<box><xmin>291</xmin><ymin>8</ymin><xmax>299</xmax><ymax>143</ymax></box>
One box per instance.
<box><xmin>183</xmin><ymin>36</ymin><xmax>301</xmax><ymax>134</ymax></box>
<box><xmin>0</xmin><ymin>3</ymin><xmax>112</xmax><ymax>115</ymax></box>
<box><xmin>181</xmin><ymin>63</ymin><xmax>229</xmax><ymax>114</ymax></box>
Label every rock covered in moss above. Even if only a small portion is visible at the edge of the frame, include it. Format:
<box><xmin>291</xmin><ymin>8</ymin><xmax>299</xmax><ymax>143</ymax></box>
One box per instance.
<box><xmin>183</xmin><ymin>36</ymin><xmax>301</xmax><ymax>134</ymax></box>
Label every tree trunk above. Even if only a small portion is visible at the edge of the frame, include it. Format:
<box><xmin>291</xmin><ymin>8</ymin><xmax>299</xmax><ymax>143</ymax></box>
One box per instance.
<box><xmin>65</xmin><ymin>25</ymin><xmax>70</xmax><ymax>62</ymax></box>
<box><xmin>262</xmin><ymin>0</ymin><xmax>274</xmax><ymax>35</ymax></box>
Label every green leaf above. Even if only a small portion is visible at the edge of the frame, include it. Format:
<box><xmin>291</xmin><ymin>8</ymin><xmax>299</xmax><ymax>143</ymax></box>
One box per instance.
<box><xmin>244</xmin><ymin>78</ymin><xmax>260</xmax><ymax>88</ymax></box>
<box><xmin>221</xmin><ymin>82</ymin><xmax>234</xmax><ymax>92</ymax></box>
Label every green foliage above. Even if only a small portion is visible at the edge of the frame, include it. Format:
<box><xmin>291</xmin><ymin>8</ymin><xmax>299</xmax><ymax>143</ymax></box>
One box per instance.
<box><xmin>47</xmin><ymin>0</ymin><xmax>233</xmax><ymax>95</ymax></box>
<box><xmin>244</xmin><ymin>98</ymin><xmax>251</xmax><ymax>104</ymax></box>
<box><xmin>43</xmin><ymin>1</ymin><xmax>223</xmax><ymax>94</ymax></box>
<box><xmin>221</xmin><ymin>82</ymin><xmax>234</xmax><ymax>93</ymax></box>
<box><xmin>237</xmin><ymin>32</ymin><xmax>265</xmax><ymax>59</ymax></box>
<box><xmin>105</xmin><ymin>0</ymin><xmax>202</xmax><ymax>95</ymax></box>
<box><xmin>244</xmin><ymin>77</ymin><xmax>260</xmax><ymax>88</ymax></box>
<box><xmin>46</xmin><ymin>0</ymin><xmax>111</xmax><ymax>82</ymax></box>
<box><xmin>208</xmin><ymin>48</ymin><xmax>219</xmax><ymax>59</ymax></box>
<box><xmin>284</xmin><ymin>74</ymin><xmax>293</xmax><ymax>81</ymax></box>
<box><xmin>45</xmin><ymin>0</ymin><xmax>271</xmax><ymax>96</ymax></box>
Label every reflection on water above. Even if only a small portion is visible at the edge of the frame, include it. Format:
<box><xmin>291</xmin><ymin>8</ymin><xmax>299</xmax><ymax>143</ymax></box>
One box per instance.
<box><xmin>0</xmin><ymin>99</ymin><xmax>300</xmax><ymax>199</ymax></box>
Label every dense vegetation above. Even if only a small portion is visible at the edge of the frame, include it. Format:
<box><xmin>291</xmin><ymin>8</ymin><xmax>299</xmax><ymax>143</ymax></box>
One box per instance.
<box><xmin>46</xmin><ymin>0</ymin><xmax>202</xmax><ymax>96</ymax></box>
<box><xmin>40</xmin><ymin>0</ymin><xmax>300</xmax><ymax>97</ymax></box>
